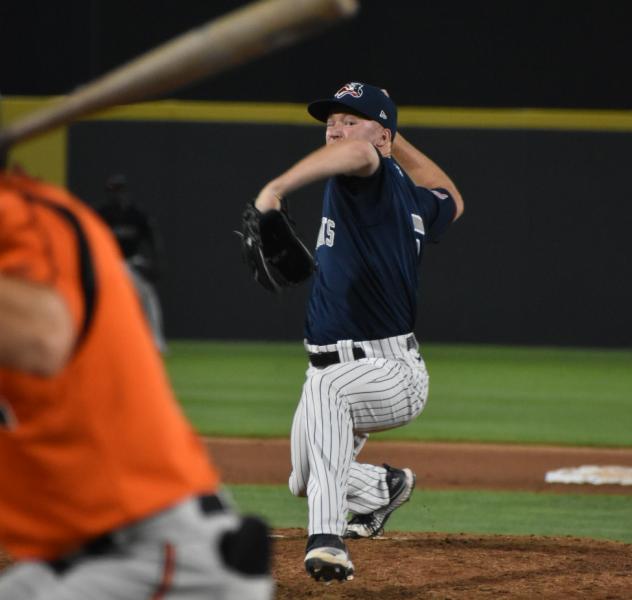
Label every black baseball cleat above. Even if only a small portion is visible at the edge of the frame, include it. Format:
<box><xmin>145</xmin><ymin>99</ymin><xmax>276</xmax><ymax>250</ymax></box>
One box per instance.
<box><xmin>304</xmin><ymin>533</ymin><xmax>355</xmax><ymax>582</ymax></box>
<box><xmin>345</xmin><ymin>464</ymin><xmax>416</xmax><ymax>539</ymax></box>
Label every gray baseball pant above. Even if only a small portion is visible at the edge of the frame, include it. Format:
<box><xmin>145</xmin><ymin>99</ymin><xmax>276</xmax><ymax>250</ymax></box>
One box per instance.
<box><xmin>0</xmin><ymin>494</ymin><xmax>273</xmax><ymax>600</ymax></box>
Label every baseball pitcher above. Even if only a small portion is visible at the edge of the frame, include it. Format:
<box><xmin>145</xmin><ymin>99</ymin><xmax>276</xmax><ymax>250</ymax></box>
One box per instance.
<box><xmin>240</xmin><ymin>82</ymin><xmax>464</xmax><ymax>583</ymax></box>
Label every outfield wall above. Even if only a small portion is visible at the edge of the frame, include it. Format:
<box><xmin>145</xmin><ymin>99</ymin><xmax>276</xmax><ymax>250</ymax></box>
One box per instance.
<box><xmin>57</xmin><ymin>105</ymin><xmax>632</xmax><ymax>348</ymax></box>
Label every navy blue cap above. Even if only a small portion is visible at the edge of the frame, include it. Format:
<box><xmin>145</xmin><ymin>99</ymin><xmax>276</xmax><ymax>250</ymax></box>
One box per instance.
<box><xmin>308</xmin><ymin>82</ymin><xmax>397</xmax><ymax>138</ymax></box>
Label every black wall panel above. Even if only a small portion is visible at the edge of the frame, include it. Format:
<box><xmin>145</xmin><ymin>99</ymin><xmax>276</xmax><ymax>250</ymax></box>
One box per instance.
<box><xmin>68</xmin><ymin>121</ymin><xmax>632</xmax><ymax>347</ymax></box>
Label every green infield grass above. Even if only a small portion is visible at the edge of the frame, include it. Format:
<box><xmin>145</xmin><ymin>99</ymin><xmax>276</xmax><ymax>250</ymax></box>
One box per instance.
<box><xmin>165</xmin><ymin>340</ymin><xmax>632</xmax><ymax>447</ymax></box>
<box><xmin>227</xmin><ymin>484</ymin><xmax>632</xmax><ymax>544</ymax></box>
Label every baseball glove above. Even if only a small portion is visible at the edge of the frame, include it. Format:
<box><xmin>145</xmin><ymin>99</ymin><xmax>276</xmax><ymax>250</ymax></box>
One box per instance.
<box><xmin>238</xmin><ymin>203</ymin><xmax>314</xmax><ymax>292</ymax></box>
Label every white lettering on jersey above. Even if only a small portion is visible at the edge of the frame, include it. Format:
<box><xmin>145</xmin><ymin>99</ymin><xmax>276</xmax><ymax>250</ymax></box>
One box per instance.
<box><xmin>411</xmin><ymin>213</ymin><xmax>425</xmax><ymax>256</ymax></box>
<box><xmin>412</xmin><ymin>213</ymin><xmax>425</xmax><ymax>235</ymax></box>
<box><xmin>316</xmin><ymin>217</ymin><xmax>336</xmax><ymax>249</ymax></box>
<box><xmin>394</xmin><ymin>163</ymin><xmax>404</xmax><ymax>178</ymax></box>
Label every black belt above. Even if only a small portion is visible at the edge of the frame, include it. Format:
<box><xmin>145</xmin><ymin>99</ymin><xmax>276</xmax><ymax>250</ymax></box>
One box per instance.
<box><xmin>48</xmin><ymin>493</ymin><xmax>224</xmax><ymax>575</ymax></box>
<box><xmin>308</xmin><ymin>335</ymin><xmax>417</xmax><ymax>369</ymax></box>
<box><xmin>309</xmin><ymin>347</ymin><xmax>366</xmax><ymax>368</ymax></box>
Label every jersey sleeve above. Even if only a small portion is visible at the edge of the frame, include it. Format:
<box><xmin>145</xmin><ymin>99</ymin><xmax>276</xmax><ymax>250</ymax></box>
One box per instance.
<box><xmin>414</xmin><ymin>186</ymin><xmax>457</xmax><ymax>243</ymax></box>
<box><xmin>0</xmin><ymin>189</ymin><xmax>85</xmax><ymax>333</ymax></box>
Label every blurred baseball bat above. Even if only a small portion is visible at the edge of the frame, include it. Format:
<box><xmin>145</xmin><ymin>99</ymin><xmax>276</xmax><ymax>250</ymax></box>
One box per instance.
<box><xmin>0</xmin><ymin>0</ymin><xmax>358</xmax><ymax>152</ymax></box>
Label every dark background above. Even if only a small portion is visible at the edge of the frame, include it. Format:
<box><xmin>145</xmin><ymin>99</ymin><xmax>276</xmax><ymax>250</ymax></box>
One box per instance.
<box><xmin>2</xmin><ymin>0</ymin><xmax>631</xmax><ymax>109</ymax></box>
<box><xmin>3</xmin><ymin>1</ymin><xmax>632</xmax><ymax>346</ymax></box>
<box><xmin>67</xmin><ymin>121</ymin><xmax>632</xmax><ymax>347</ymax></box>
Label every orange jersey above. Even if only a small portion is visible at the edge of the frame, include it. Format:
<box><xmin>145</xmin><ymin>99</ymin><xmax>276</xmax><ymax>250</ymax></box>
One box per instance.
<box><xmin>0</xmin><ymin>171</ymin><xmax>218</xmax><ymax>560</ymax></box>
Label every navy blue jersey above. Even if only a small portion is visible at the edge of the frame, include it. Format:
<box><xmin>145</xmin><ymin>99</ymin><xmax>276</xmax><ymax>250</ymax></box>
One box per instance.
<box><xmin>305</xmin><ymin>154</ymin><xmax>456</xmax><ymax>345</ymax></box>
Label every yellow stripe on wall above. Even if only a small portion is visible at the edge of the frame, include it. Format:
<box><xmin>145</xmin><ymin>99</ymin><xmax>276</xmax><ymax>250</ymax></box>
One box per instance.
<box><xmin>3</xmin><ymin>97</ymin><xmax>68</xmax><ymax>185</ymax></box>
<box><xmin>84</xmin><ymin>99</ymin><xmax>632</xmax><ymax>132</ymax></box>
<box><xmin>399</xmin><ymin>106</ymin><xmax>632</xmax><ymax>132</ymax></box>
<box><xmin>4</xmin><ymin>96</ymin><xmax>632</xmax><ymax>186</ymax></box>
<box><xmin>85</xmin><ymin>100</ymin><xmax>312</xmax><ymax>125</ymax></box>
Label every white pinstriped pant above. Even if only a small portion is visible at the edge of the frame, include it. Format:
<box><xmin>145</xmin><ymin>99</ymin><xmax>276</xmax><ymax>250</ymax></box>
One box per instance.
<box><xmin>288</xmin><ymin>333</ymin><xmax>429</xmax><ymax>536</ymax></box>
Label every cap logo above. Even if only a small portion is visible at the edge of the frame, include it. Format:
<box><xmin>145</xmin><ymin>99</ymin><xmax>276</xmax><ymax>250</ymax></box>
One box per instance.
<box><xmin>334</xmin><ymin>82</ymin><xmax>364</xmax><ymax>99</ymax></box>
<box><xmin>379</xmin><ymin>110</ymin><xmax>387</xmax><ymax>119</ymax></box>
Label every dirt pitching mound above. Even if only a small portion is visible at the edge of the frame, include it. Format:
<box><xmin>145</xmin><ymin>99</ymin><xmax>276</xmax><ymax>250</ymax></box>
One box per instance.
<box><xmin>272</xmin><ymin>529</ymin><xmax>632</xmax><ymax>599</ymax></box>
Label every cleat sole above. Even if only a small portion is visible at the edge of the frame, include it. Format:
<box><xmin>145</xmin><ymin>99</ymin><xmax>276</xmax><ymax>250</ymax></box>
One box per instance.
<box><xmin>305</xmin><ymin>557</ymin><xmax>354</xmax><ymax>582</ymax></box>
